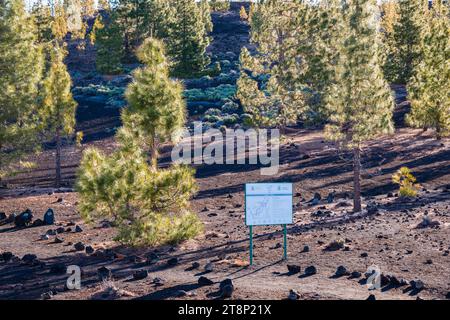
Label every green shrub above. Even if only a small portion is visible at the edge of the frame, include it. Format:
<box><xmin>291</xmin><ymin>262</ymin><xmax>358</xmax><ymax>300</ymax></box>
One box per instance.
<box><xmin>205</xmin><ymin>108</ymin><xmax>222</xmax><ymax>116</ymax></box>
<box><xmin>184</xmin><ymin>84</ymin><xmax>237</xmax><ymax>102</ymax></box>
<box><xmin>223</xmin><ymin>114</ymin><xmax>239</xmax><ymax>126</ymax></box>
<box><xmin>392</xmin><ymin>167</ymin><xmax>420</xmax><ymax>198</ymax></box>
<box><xmin>221</xmin><ymin>101</ymin><xmax>240</xmax><ymax>114</ymax></box>
<box><xmin>210</xmin><ymin>0</ymin><xmax>230</xmax><ymax>12</ymax></box>
<box><xmin>76</xmin><ymin>135</ymin><xmax>201</xmax><ymax>246</ymax></box>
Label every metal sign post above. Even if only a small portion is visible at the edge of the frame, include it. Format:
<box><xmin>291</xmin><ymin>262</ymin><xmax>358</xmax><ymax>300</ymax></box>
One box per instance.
<box><xmin>245</xmin><ymin>183</ymin><xmax>294</xmax><ymax>266</ymax></box>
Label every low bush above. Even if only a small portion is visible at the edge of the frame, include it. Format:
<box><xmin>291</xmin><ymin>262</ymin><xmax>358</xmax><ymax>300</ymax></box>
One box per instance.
<box><xmin>76</xmin><ymin>132</ymin><xmax>202</xmax><ymax>246</ymax></box>
<box><xmin>392</xmin><ymin>167</ymin><xmax>420</xmax><ymax>198</ymax></box>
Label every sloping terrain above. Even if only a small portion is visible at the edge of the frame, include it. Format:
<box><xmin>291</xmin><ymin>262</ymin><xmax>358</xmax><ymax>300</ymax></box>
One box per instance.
<box><xmin>1</xmin><ymin>3</ymin><xmax>449</xmax><ymax>301</ymax></box>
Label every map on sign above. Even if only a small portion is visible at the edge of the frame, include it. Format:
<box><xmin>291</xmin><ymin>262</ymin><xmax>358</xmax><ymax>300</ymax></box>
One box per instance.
<box><xmin>245</xmin><ymin>183</ymin><xmax>293</xmax><ymax>226</ymax></box>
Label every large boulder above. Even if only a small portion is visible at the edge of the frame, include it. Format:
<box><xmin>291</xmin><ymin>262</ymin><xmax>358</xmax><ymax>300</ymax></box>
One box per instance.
<box><xmin>14</xmin><ymin>209</ymin><xmax>33</xmax><ymax>228</ymax></box>
<box><xmin>43</xmin><ymin>209</ymin><xmax>55</xmax><ymax>225</ymax></box>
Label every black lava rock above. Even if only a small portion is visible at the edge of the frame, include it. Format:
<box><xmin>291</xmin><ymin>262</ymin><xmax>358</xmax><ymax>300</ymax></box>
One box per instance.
<box><xmin>14</xmin><ymin>209</ymin><xmax>33</xmax><ymax>228</ymax></box>
<box><xmin>304</xmin><ymin>266</ymin><xmax>317</xmax><ymax>276</ymax></box>
<box><xmin>85</xmin><ymin>246</ymin><xmax>95</xmax><ymax>255</ymax></box>
<box><xmin>167</xmin><ymin>257</ymin><xmax>179</xmax><ymax>266</ymax></box>
<box><xmin>43</xmin><ymin>209</ymin><xmax>55</xmax><ymax>225</ymax></box>
<box><xmin>133</xmin><ymin>270</ymin><xmax>148</xmax><ymax>281</ymax></box>
<box><xmin>74</xmin><ymin>242</ymin><xmax>85</xmax><ymax>251</ymax></box>
<box><xmin>335</xmin><ymin>266</ymin><xmax>349</xmax><ymax>277</ymax></box>
<box><xmin>198</xmin><ymin>276</ymin><xmax>214</xmax><ymax>286</ymax></box>
<box><xmin>97</xmin><ymin>266</ymin><xmax>112</xmax><ymax>281</ymax></box>
<box><xmin>287</xmin><ymin>265</ymin><xmax>301</xmax><ymax>274</ymax></box>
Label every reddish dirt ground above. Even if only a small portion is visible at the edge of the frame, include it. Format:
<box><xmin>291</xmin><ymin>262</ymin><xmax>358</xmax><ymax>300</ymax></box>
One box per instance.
<box><xmin>1</xmin><ymin>3</ymin><xmax>449</xmax><ymax>301</ymax></box>
<box><xmin>1</xmin><ymin>126</ymin><xmax>449</xmax><ymax>300</ymax></box>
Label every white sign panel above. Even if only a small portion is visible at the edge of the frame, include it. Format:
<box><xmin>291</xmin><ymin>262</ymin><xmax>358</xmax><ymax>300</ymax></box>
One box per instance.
<box><xmin>245</xmin><ymin>183</ymin><xmax>293</xmax><ymax>226</ymax></box>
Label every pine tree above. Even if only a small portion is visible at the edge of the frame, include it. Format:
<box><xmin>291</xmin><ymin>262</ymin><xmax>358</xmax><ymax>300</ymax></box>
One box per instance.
<box><xmin>380</xmin><ymin>0</ymin><xmax>399</xmax><ymax>82</ymax></box>
<box><xmin>114</xmin><ymin>0</ymin><xmax>173</xmax><ymax>57</ymax></box>
<box><xmin>240</xmin><ymin>6</ymin><xmax>248</xmax><ymax>20</ymax></box>
<box><xmin>124</xmin><ymin>38</ymin><xmax>186</xmax><ymax>167</ymax></box>
<box><xmin>387</xmin><ymin>0</ymin><xmax>429</xmax><ymax>84</ymax></box>
<box><xmin>76</xmin><ymin>38</ymin><xmax>200</xmax><ymax>246</ymax></box>
<box><xmin>0</xmin><ymin>0</ymin><xmax>45</xmax><ymax>178</ymax></box>
<box><xmin>98</xmin><ymin>0</ymin><xmax>110</xmax><ymax>11</ymax></box>
<box><xmin>31</xmin><ymin>0</ymin><xmax>54</xmax><ymax>43</ymax></box>
<box><xmin>142</xmin><ymin>0</ymin><xmax>174</xmax><ymax>39</ymax></box>
<box><xmin>168</xmin><ymin>0</ymin><xmax>210</xmax><ymax>78</ymax></box>
<box><xmin>80</xmin><ymin>0</ymin><xmax>96</xmax><ymax>16</ymax></box>
<box><xmin>406</xmin><ymin>1</ymin><xmax>450</xmax><ymax>139</ymax></box>
<box><xmin>210</xmin><ymin>0</ymin><xmax>230</xmax><ymax>12</ymax></box>
<box><xmin>199</xmin><ymin>0</ymin><xmax>213</xmax><ymax>34</ymax></box>
<box><xmin>41</xmin><ymin>44</ymin><xmax>77</xmax><ymax>187</ymax></box>
<box><xmin>324</xmin><ymin>0</ymin><xmax>395</xmax><ymax>212</ymax></box>
<box><xmin>95</xmin><ymin>13</ymin><xmax>124</xmax><ymax>74</ymax></box>
<box><xmin>237</xmin><ymin>0</ymin><xmax>305</xmax><ymax>130</ymax></box>
<box><xmin>52</xmin><ymin>2</ymin><xmax>68</xmax><ymax>42</ymax></box>
<box><xmin>295</xmin><ymin>0</ymin><xmax>341</xmax><ymax>123</ymax></box>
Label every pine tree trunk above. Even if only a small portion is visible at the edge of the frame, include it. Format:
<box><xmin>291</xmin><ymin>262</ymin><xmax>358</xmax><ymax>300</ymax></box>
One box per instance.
<box><xmin>55</xmin><ymin>128</ymin><xmax>62</xmax><ymax>188</ymax></box>
<box><xmin>353</xmin><ymin>146</ymin><xmax>362</xmax><ymax>213</ymax></box>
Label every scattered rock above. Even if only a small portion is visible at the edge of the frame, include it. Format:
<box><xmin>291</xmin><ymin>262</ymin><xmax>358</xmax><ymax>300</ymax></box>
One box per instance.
<box><xmin>49</xmin><ymin>263</ymin><xmax>66</xmax><ymax>274</ymax></box>
<box><xmin>133</xmin><ymin>270</ymin><xmax>148</xmax><ymax>281</ymax></box>
<box><xmin>43</xmin><ymin>209</ymin><xmax>55</xmax><ymax>225</ymax></box>
<box><xmin>152</xmin><ymin>277</ymin><xmax>164</xmax><ymax>286</ymax></box>
<box><xmin>14</xmin><ymin>209</ymin><xmax>33</xmax><ymax>228</ymax></box>
<box><xmin>380</xmin><ymin>274</ymin><xmax>390</xmax><ymax>287</ymax></box>
<box><xmin>335</xmin><ymin>266</ymin><xmax>349</xmax><ymax>277</ymax></box>
<box><xmin>288</xmin><ymin>289</ymin><xmax>300</xmax><ymax>300</ymax></box>
<box><xmin>327</xmin><ymin>193</ymin><xmax>335</xmax><ymax>203</ymax></box>
<box><xmin>75</xmin><ymin>225</ymin><xmax>83</xmax><ymax>233</ymax></box>
<box><xmin>190</xmin><ymin>262</ymin><xmax>200</xmax><ymax>270</ymax></box>
<box><xmin>146</xmin><ymin>252</ymin><xmax>159</xmax><ymax>265</ymax></box>
<box><xmin>41</xmin><ymin>291</ymin><xmax>53</xmax><ymax>300</ymax></box>
<box><xmin>198</xmin><ymin>276</ymin><xmax>214</xmax><ymax>286</ymax></box>
<box><xmin>287</xmin><ymin>264</ymin><xmax>301</xmax><ymax>274</ymax></box>
<box><xmin>417</xmin><ymin>216</ymin><xmax>440</xmax><ymax>229</ymax></box>
<box><xmin>56</xmin><ymin>227</ymin><xmax>65</xmax><ymax>234</ymax></box>
<box><xmin>97</xmin><ymin>266</ymin><xmax>112</xmax><ymax>281</ymax></box>
<box><xmin>410</xmin><ymin>280</ymin><xmax>425</xmax><ymax>291</ymax></box>
<box><xmin>324</xmin><ymin>240</ymin><xmax>344</xmax><ymax>251</ymax></box>
<box><xmin>445</xmin><ymin>292</ymin><xmax>450</xmax><ymax>300</ymax></box>
<box><xmin>46</xmin><ymin>229</ymin><xmax>56</xmax><ymax>236</ymax></box>
<box><xmin>350</xmin><ymin>271</ymin><xmax>362</xmax><ymax>279</ymax></box>
<box><xmin>0</xmin><ymin>212</ymin><xmax>6</xmax><ymax>220</ymax></box>
<box><xmin>204</xmin><ymin>262</ymin><xmax>214</xmax><ymax>272</ymax></box>
<box><xmin>201</xmin><ymin>207</ymin><xmax>209</xmax><ymax>212</ymax></box>
<box><xmin>74</xmin><ymin>242</ymin><xmax>85</xmax><ymax>251</ymax></box>
<box><xmin>167</xmin><ymin>257</ymin><xmax>178</xmax><ymax>266</ymax></box>
<box><xmin>312</xmin><ymin>210</ymin><xmax>332</xmax><ymax>218</ymax></box>
<box><xmin>54</xmin><ymin>237</ymin><xmax>64</xmax><ymax>244</ymax></box>
<box><xmin>32</xmin><ymin>219</ymin><xmax>44</xmax><ymax>227</ymax></box>
<box><xmin>1</xmin><ymin>252</ymin><xmax>13</xmax><ymax>262</ymax></box>
<box><xmin>85</xmin><ymin>246</ymin><xmax>95</xmax><ymax>255</ymax></box>
<box><xmin>304</xmin><ymin>266</ymin><xmax>317</xmax><ymax>276</ymax></box>
<box><xmin>220</xmin><ymin>279</ymin><xmax>234</xmax><ymax>298</ymax></box>
<box><xmin>360</xmin><ymin>252</ymin><xmax>369</xmax><ymax>258</ymax></box>
<box><xmin>310</xmin><ymin>193</ymin><xmax>321</xmax><ymax>205</ymax></box>
<box><xmin>40</xmin><ymin>234</ymin><xmax>50</xmax><ymax>241</ymax></box>
<box><xmin>301</xmin><ymin>245</ymin><xmax>310</xmax><ymax>253</ymax></box>
<box><xmin>22</xmin><ymin>254</ymin><xmax>38</xmax><ymax>264</ymax></box>
<box><xmin>367</xmin><ymin>294</ymin><xmax>376</xmax><ymax>301</ymax></box>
